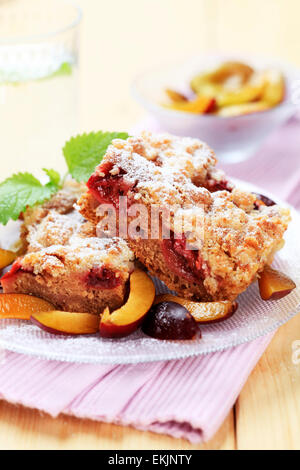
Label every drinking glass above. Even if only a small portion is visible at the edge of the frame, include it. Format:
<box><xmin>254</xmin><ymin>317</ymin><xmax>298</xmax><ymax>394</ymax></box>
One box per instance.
<box><xmin>0</xmin><ymin>0</ymin><xmax>82</xmax><ymax>179</ymax></box>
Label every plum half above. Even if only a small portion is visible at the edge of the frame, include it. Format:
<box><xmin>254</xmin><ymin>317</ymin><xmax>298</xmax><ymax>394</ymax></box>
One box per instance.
<box><xmin>31</xmin><ymin>311</ymin><xmax>99</xmax><ymax>336</ymax></box>
<box><xmin>258</xmin><ymin>265</ymin><xmax>296</xmax><ymax>301</ymax></box>
<box><xmin>0</xmin><ymin>293</ymin><xmax>55</xmax><ymax>320</ymax></box>
<box><xmin>99</xmin><ymin>269</ymin><xmax>155</xmax><ymax>338</ymax></box>
<box><xmin>154</xmin><ymin>294</ymin><xmax>238</xmax><ymax>324</ymax></box>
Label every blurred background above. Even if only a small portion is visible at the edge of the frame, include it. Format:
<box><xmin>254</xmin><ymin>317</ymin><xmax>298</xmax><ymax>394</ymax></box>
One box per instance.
<box><xmin>0</xmin><ymin>0</ymin><xmax>299</xmax><ymax>176</ymax></box>
<box><xmin>76</xmin><ymin>0</ymin><xmax>300</xmax><ymax>130</ymax></box>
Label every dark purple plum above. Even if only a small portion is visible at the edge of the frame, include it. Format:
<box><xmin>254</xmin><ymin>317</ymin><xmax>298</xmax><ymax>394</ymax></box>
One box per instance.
<box><xmin>142</xmin><ymin>301</ymin><xmax>199</xmax><ymax>340</ymax></box>
<box><xmin>253</xmin><ymin>192</ymin><xmax>276</xmax><ymax>209</ymax></box>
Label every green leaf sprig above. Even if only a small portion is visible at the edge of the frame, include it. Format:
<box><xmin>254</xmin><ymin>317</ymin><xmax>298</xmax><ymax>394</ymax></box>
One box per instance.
<box><xmin>63</xmin><ymin>131</ymin><xmax>128</xmax><ymax>183</ymax></box>
<box><xmin>0</xmin><ymin>131</ymin><xmax>129</xmax><ymax>225</ymax></box>
<box><xmin>0</xmin><ymin>170</ymin><xmax>60</xmax><ymax>225</ymax></box>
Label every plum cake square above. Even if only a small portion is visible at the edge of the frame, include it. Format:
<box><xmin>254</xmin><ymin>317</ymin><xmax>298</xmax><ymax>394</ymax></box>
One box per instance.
<box><xmin>78</xmin><ymin>132</ymin><xmax>290</xmax><ymax>301</ymax></box>
<box><xmin>1</xmin><ymin>181</ymin><xmax>134</xmax><ymax>314</ymax></box>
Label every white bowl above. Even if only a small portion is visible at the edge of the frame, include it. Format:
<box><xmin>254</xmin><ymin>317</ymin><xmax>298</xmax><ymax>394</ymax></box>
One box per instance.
<box><xmin>131</xmin><ymin>54</ymin><xmax>300</xmax><ymax>163</ymax></box>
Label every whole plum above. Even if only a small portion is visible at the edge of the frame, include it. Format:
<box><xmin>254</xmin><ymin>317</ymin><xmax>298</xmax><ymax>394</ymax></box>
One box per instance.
<box><xmin>142</xmin><ymin>301</ymin><xmax>199</xmax><ymax>340</ymax></box>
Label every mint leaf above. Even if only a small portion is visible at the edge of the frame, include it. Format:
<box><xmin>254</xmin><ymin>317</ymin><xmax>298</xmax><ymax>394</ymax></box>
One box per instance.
<box><xmin>63</xmin><ymin>131</ymin><xmax>129</xmax><ymax>182</ymax></box>
<box><xmin>42</xmin><ymin>168</ymin><xmax>61</xmax><ymax>188</ymax></box>
<box><xmin>0</xmin><ymin>172</ymin><xmax>60</xmax><ymax>225</ymax></box>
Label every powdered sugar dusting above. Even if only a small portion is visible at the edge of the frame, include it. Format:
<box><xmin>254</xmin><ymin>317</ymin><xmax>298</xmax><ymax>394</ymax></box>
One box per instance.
<box><xmin>98</xmin><ymin>132</ymin><xmax>215</xmax><ymax>207</ymax></box>
<box><xmin>84</xmin><ymin>131</ymin><xmax>291</xmax><ymax>300</ymax></box>
<box><xmin>21</xmin><ymin>183</ymin><xmax>134</xmax><ymax>276</ymax></box>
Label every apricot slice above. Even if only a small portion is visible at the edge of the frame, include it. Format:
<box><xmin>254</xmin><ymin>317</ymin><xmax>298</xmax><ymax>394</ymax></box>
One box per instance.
<box><xmin>217</xmin><ymin>84</ymin><xmax>264</xmax><ymax>107</ymax></box>
<box><xmin>165</xmin><ymin>88</ymin><xmax>188</xmax><ymax>103</ymax></box>
<box><xmin>31</xmin><ymin>311</ymin><xmax>99</xmax><ymax>336</ymax></box>
<box><xmin>0</xmin><ymin>249</ymin><xmax>17</xmax><ymax>270</ymax></box>
<box><xmin>258</xmin><ymin>265</ymin><xmax>296</xmax><ymax>301</ymax></box>
<box><xmin>216</xmin><ymin>101</ymin><xmax>270</xmax><ymax>117</ymax></box>
<box><xmin>190</xmin><ymin>78</ymin><xmax>221</xmax><ymax>101</ymax></box>
<box><xmin>0</xmin><ymin>293</ymin><xmax>55</xmax><ymax>320</ymax></box>
<box><xmin>190</xmin><ymin>62</ymin><xmax>254</xmax><ymax>93</ymax></box>
<box><xmin>262</xmin><ymin>70</ymin><xmax>285</xmax><ymax>106</ymax></box>
<box><xmin>190</xmin><ymin>72</ymin><xmax>218</xmax><ymax>95</ymax></box>
<box><xmin>154</xmin><ymin>294</ymin><xmax>237</xmax><ymax>323</ymax></box>
<box><xmin>99</xmin><ymin>269</ymin><xmax>155</xmax><ymax>338</ymax></box>
<box><xmin>166</xmin><ymin>95</ymin><xmax>216</xmax><ymax>114</ymax></box>
<box><xmin>210</xmin><ymin>61</ymin><xmax>254</xmax><ymax>85</ymax></box>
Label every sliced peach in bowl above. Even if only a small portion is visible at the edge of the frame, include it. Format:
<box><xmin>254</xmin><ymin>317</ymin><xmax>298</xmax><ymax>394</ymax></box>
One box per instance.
<box><xmin>208</xmin><ymin>61</ymin><xmax>254</xmax><ymax>85</ymax></box>
<box><xmin>165</xmin><ymin>95</ymin><xmax>216</xmax><ymax>114</ymax></box>
<box><xmin>0</xmin><ymin>249</ymin><xmax>17</xmax><ymax>270</ymax></box>
<box><xmin>262</xmin><ymin>70</ymin><xmax>285</xmax><ymax>106</ymax></box>
<box><xmin>165</xmin><ymin>88</ymin><xmax>188</xmax><ymax>103</ymax></box>
<box><xmin>99</xmin><ymin>269</ymin><xmax>155</xmax><ymax>338</ymax></box>
<box><xmin>258</xmin><ymin>265</ymin><xmax>296</xmax><ymax>301</ymax></box>
<box><xmin>31</xmin><ymin>311</ymin><xmax>99</xmax><ymax>336</ymax></box>
<box><xmin>0</xmin><ymin>293</ymin><xmax>55</xmax><ymax>320</ymax></box>
<box><xmin>190</xmin><ymin>62</ymin><xmax>254</xmax><ymax>93</ymax></box>
<box><xmin>154</xmin><ymin>294</ymin><xmax>237</xmax><ymax>324</ymax></box>
<box><xmin>217</xmin><ymin>84</ymin><xmax>264</xmax><ymax>107</ymax></box>
<box><xmin>216</xmin><ymin>101</ymin><xmax>270</xmax><ymax>117</ymax></box>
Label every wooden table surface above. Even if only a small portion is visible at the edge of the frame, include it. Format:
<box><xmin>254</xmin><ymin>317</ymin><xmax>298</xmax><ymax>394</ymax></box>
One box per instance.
<box><xmin>1</xmin><ymin>0</ymin><xmax>300</xmax><ymax>450</ymax></box>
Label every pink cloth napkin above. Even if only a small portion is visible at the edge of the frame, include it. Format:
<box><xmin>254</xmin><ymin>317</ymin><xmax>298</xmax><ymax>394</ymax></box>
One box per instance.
<box><xmin>0</xmin><ymin>118</ymin><xmax>299</xmax><ymax>444</ymax></box>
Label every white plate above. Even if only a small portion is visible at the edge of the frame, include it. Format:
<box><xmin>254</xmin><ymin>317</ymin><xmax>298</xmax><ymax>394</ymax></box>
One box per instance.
<box><xmin>0</xmin><ymin>180</ymin><xmax>299</xmax><ymax>364</ymax></box>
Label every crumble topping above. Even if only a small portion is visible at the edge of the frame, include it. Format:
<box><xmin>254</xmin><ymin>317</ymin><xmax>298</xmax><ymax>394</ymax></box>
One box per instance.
<box><xmin>79</xmin><ymin>131</ymin><xmax>291</xmax><ymax>300</ymax></box>
<box><xmin>21</xmin><ymin>235</ymin><xmax>134</xmax><ymax>277</ymax></box>
<box><xmin>95</xmin><ymin>132</ymin><xmax>217</xmax><ymax>208</ymax></box>
<box><xmin>21</xmin><ymin>182</ymin><xmax>134</xmax><ymax>277</ymax></box>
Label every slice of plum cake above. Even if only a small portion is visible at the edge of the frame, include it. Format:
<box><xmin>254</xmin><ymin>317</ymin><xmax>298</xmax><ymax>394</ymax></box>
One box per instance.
<box><xmin>1</xmin><ymin>182</ymin><xmax>134</xmax><ymax>314</ymax></box>
<box><xmin>78</xmin><ymin>132</ymin><xmax>290</xmax><ymax>301</ymax></box>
